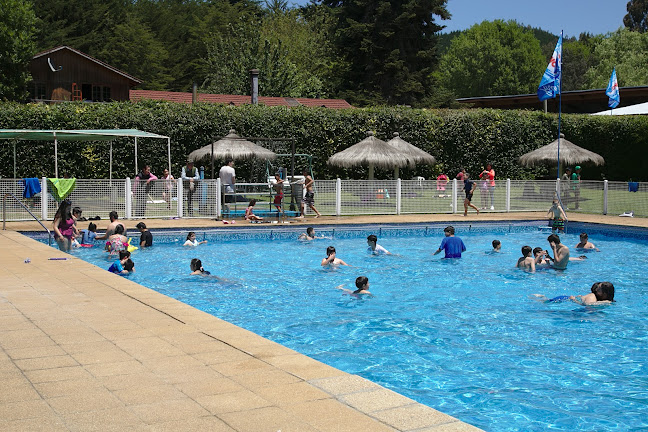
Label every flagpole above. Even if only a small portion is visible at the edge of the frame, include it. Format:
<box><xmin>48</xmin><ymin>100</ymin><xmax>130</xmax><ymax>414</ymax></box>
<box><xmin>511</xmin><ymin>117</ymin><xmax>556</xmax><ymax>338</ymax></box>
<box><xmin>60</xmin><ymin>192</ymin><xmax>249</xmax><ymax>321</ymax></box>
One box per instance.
<box><xmin>556</xmin><ymin>30</ymin><xmax>563</xmax><ymax>182</ymax></box>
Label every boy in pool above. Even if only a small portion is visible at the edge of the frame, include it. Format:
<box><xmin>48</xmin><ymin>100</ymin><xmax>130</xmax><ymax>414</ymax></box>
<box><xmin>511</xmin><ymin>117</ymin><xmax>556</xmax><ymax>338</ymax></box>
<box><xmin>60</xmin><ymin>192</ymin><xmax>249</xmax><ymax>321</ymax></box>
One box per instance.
<box><xmin>108</xmin><ymin>250</ymin><xmax>132</xmax><ymax>274</ymax></box>
<box><xmin>535</xmin><ymin>282</ymin><xmax>615</xmax><ymax>305</ymax></box>
<box><xmin>321</xmin><ymin>246</ymin><xmax>350</xmax><ymax>267</ymax></box>
<box><xmin>299</xmin><ymin>227</ymin><xmax>323</xmax><ymax>240</ymax></box>
<box><xmin>547</xmin><ymin>233</ymin><xmax>570</xmax><ymax>269</ymax></box>
<box><xmin>367</xmin><ymin>234</ymin><xmax>391</xmax><ymax>255</ymax></box>
<box><xmin>575</xmin><ymin>232</ymin><xmax>599</xmax><ymax>251</ymax></box>
<box><xmin>433</xmin><ymin>226</ymin><xmax>466</xmax><ymax>258</ymax></box>
<box><xmin>336</xmin><ymin>276</ymin><xmax>372</xmax><ymax>297</ymax></box>
<box><xmin>190</xmin><ymin>258</ymin><xmax>211</xmax><ymax>276</ymax></box>
<box><xmin>516</xmin><ymin>246</ymin><xmax>536</xmax><ymax>272</ymax></box>
<box><xmin>492</xmin><ymin>240</ymin><xmax>501</xmax><ymax>252</ymax></box>
<box><xmin>533</xmin><ymin>247</ymin><xmax>552</xmax><ymax>267</ymax></box>
<box><xmin>547</xmin><ymin>199</ymin><xmax>567</xmax><ymax>233</ymax></box>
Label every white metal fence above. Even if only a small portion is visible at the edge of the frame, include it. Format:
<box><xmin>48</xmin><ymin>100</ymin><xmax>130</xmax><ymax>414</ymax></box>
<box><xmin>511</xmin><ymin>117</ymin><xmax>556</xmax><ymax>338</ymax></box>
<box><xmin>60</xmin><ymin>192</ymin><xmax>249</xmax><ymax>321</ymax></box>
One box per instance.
<box><xmin>1</xmin><ymin>177</ymin><xmax>645</xmax><ymax>222</ymax></box>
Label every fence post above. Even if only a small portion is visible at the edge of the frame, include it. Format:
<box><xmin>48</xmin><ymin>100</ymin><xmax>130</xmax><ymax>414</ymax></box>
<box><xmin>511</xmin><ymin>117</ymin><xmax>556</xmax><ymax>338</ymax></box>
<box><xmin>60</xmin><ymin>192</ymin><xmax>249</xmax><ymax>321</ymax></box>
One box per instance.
<box><xmin>125</xmin><ymin>178</ymin><xmax>132</xmax><ymax>219</ymax></box>
<box><xmin>452</xmin><ymin>178</ymin><xmax>457</xmax><ymax>213</ymax></box>
<box><xmin>396</xmin><ymin>178</ymin><xmax>401</xmax><ymax>215</ymax></box>
<box><xmin>336</xmin><ymin>178</ymin><xmax>342</xmax><ymax>216</ymax></box>
<box><xmin>603</xmin><ymin>180</ymin><xmax>608</xmax><ymax>215</ymax></box>
<box><xmin>216</xmin><ymin>178</ymin><xmax>222</xmax><ymax>218</ymax></box>
<box><xmin>177</xmin><ymin>179</ymin><xmax>183</xmax><ymax>218</ymax></box>
<box><xmin>506</xmin><ymin>179</ymin><xmax>511</xmax><ymax>212</ymax></box>
<box><xmin>40</xmin><ymin>177</ymin><xmax>48</xmax><ymax>220</ymax></box>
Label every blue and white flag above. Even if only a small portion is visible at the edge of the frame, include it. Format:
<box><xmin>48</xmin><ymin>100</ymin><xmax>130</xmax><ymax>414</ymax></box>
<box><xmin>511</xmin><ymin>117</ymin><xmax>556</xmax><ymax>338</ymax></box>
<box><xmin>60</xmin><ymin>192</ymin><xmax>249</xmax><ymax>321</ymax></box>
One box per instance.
<box><xmin>537</xmin><ymin>34</ymin><xmax>563</xmax><ymax>101</ymax></box>
<box><xmin>606</xmin><ymin>68</ymin><xmax>620</xmax><ymax>109</ymax></box>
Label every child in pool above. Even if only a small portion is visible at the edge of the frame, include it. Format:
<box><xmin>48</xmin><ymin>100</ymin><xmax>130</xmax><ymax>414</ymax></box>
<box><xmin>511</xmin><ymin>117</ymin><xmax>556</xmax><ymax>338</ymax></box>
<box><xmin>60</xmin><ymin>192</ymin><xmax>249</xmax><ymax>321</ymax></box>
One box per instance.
<box><xmin>492</xmin><ymin>239</ymin><xmax>501</xmax><ymax>252</ymax></box>
<box><xmin>299</xmin><ymin>227</ymin><xmax>324</xmax><ymax>240</ymax></box>
<box><xmin>183</xmin><ymin>232</ymin><xmax>207</xmax><ymax>247</ymax></box>
<box><xmin>336</xmin><ymin>276</ymin><xmax>372</xmax><ymax>297</ymax></box>
<box><xmin>321</xmin><ymin>246</ymin><xmax>350</xmax><ymax>267</ymax></box>
<box><xmin>367</xmin><ymin>234</ymin><xmax>391</xmax><ymax>255</ymax></box>
<box><xmin>80</xmin><ymin>222</ymin><xmax>97</xmax><ymax>245</ymax></box>
<box><xmin>108</xmin><ymin>251</ymin><xmax>132</xmax><ymax>274</ymax></box>
<box><xmin>189</xmin><ymin>258</ymin><xmax>211</xmax><ymax>276</ymax></box>
<box><xmin>534</xmin><ymin>282</ymin><xmax>615</xmax><ymax>305</ymax></box>
<box><xmin>575</xmin><ymin>232</ymin><xmax>600</xmax><ymax>251</ymax></box>
<box><xmin>516</xmin><ymin>246</ymin><xmax>535</xmax><ymax>272</ymax></box>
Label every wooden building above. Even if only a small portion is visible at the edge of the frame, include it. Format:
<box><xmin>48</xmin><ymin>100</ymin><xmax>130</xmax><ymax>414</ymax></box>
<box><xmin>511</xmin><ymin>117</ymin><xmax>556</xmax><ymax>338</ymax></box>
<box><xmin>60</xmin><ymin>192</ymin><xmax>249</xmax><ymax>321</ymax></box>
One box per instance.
<box><xmin>29</xmin><ymin>46</ymin><xmax>141</xmax><ymax>102</ymax></box>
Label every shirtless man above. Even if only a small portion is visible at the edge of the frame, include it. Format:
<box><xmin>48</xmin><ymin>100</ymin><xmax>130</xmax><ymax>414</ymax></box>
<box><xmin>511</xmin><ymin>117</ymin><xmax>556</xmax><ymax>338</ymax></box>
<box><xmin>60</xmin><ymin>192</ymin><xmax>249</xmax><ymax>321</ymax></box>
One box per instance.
<box><xmin>321</xmin><ymin>246</ymin><xmax>350</xmax><ymax>267</ymax></box>
<box><xmin>96</xmin><ymin>211</ymin><xmax>126</xmax><ymax>240</ymax></box>
<box><xmin>299</xmin><ymin>169</ymin><xmax>321</xmax><ymax>218</ymax></box>
<box><xmin>272</xmin><ymin>173</ymin><xmax>285</xmax><ymax>220</ymax></box>
<box><xmin>547</xmin><ymin>234</ymin><xmax>570</xmax><ymax>269</ymax></box>
<box><xmin>299</xmin><ymin>227</ymin><xmax>322</xmax><ymax>240</ymax></box>
<box><xmin>547</xmin><ymin>199</ymin><xmax>567</xmax><ymax>233</ymax></box>
<box><xmin>516</xmin><ymin>245</ymin><xmax>536</xmax><ymax>272</ymax></box>
<box><xmin>575</xmin><ymin>233</ymin><xmax>599</xmax><ymax>251</ymax></box>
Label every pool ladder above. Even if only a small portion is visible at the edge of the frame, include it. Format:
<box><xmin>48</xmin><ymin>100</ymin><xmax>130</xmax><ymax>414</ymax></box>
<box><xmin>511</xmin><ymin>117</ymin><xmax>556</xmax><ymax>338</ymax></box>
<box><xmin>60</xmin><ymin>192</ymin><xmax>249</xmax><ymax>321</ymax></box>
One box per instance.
<box><xmin>2</xmin><ymin>193</ymin><xmax>52</xmax><ymax>246</ymax></box>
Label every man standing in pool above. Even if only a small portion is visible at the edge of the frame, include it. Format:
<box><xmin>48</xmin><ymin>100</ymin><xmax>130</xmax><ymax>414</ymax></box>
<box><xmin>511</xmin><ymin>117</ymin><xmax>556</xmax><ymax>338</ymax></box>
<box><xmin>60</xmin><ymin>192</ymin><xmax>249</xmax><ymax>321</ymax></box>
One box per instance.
<box><xmin>433</xmin><ymin>226</ymin><xmax>466</xmax><ymax>258</ymax></box>
<box><xmin>547</xmin><ymin>233</ymin><xmax>570</xmax><ymax>269</ymax></box>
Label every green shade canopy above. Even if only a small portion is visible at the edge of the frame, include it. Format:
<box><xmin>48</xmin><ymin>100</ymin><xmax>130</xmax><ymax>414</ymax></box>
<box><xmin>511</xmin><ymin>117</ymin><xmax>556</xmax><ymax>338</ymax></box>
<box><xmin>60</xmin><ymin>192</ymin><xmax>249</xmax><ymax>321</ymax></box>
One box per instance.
<box><xmin>0</xmin><ymin>129</ymin><xmax>170</xmax><ymax>179</ymax></box>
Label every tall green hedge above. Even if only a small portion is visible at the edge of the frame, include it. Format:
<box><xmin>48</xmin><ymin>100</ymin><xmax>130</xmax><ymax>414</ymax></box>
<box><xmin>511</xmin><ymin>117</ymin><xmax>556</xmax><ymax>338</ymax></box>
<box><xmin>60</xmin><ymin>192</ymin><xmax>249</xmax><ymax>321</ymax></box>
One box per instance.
<box><xmin>0</xmin><ymin>100</ymin><xmax>646</xmax><ymax>181</ymax></box>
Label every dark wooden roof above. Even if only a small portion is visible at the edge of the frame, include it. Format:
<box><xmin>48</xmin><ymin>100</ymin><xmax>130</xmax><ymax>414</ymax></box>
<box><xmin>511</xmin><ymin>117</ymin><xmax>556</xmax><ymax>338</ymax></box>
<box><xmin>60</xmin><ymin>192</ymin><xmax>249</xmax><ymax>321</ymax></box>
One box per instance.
<box><xmin>456</xmin><ymin>86</ymin><xmax>648</xmax><ymax>114</ymax></box>
<box><xmin>33</xmin><ymin>46</ymin><xmax>142</xmax><ymax>85</ymax></box>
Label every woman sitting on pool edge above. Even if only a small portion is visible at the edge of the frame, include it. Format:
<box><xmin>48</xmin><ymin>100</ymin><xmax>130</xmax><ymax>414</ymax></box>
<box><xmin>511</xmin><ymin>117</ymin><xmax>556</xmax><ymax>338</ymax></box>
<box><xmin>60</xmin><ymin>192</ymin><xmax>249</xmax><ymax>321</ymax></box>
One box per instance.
<box><xmin>321</xmin><ymin>246</ymin><xmax>350</xmax><ymax>267</ymax></box>
<box><xmin>189</xmin><ymin>258</ymin><xmax>211</xmax><ymax>275</ymax></box>
<box><xmin>534</xmin><ymin>282</ymin><xmax>615</xmax><ymax>305</ymax></box>
<box><xmin>183</xmin><ymin>232</ymin><xmax>207</xmax><ymax>247</ymax></box>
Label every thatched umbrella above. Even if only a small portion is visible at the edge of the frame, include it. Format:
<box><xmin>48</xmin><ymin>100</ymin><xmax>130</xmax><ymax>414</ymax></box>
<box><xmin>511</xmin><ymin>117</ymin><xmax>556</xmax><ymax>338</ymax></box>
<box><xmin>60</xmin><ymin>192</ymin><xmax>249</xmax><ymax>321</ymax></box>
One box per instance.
<box><xmin>386</xmin><ymin>132</ymin><xmax>436</xmax><ymax>178</ymax></box>
<box><xmin>188</xmin><ymin>129</ymin><xmax>276</xmax><ymax>178</ymax></box>
<box><xmin>519</xmin><ymin>133</ymin><xmax>605</xmax><ymax>173</ymax></box>
<box><xmin>327</xmin><ymin>131</ymin><xmax>414</xmax><ymax>179</ymax></box>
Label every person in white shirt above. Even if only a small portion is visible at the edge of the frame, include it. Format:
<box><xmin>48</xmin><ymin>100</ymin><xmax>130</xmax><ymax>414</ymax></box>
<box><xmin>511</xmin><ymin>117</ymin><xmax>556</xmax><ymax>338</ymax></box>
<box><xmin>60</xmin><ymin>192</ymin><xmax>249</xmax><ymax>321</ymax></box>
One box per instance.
<box><xmin>219</xmin><ymin>159</ymin><xmax>236</xmax><ymax>203</ymax></box>
<box><xmin>181</xmin><ymin>160</ymin><xmax>200</xmax><ymax>216</ymax></box>
<box><xmin>367</xmin><ymin>234</ymin><xmax>391</xmax><ymax>255</ymax></box>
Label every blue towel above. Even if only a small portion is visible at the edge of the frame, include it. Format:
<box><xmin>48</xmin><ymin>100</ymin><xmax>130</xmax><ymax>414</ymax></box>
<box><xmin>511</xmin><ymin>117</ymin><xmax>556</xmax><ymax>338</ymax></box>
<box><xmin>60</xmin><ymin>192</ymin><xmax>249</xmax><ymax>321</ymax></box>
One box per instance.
<box><xmin>628</xmin><ymin>182</ymin><xmax>639</xmax><ymax>192</ymax></box>
<box><xmin>23</xmin><ymin>178</ymin><xmax>41</xmax><ymax>198</ymax></box>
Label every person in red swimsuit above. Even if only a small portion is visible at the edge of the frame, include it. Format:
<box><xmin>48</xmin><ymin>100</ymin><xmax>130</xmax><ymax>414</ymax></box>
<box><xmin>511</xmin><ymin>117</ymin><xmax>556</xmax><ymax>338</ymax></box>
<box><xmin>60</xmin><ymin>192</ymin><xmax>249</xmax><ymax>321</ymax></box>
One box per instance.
<box><xmin>52</xmin><ymin>199</ymin><xmax>79</xmax><ymax>252</ymax></box>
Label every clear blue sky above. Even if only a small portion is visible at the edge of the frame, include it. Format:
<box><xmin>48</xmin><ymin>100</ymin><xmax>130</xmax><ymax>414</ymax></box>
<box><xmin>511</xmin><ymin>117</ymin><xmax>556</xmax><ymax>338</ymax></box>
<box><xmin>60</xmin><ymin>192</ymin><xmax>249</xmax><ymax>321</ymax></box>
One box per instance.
<box><xmin>288</xmin><ymin>0</ymin><xmax>628</xmax><ymax>38</ymax></box>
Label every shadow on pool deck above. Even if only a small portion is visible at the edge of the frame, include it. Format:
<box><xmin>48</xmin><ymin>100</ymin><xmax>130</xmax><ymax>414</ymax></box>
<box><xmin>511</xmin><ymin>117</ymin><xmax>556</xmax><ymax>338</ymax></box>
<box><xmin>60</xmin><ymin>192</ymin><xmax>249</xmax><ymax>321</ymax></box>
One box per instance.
<box><xmin>1</xmin><ymin>212</ymin><xmax>645</xmax><ymax>431</ymax></box>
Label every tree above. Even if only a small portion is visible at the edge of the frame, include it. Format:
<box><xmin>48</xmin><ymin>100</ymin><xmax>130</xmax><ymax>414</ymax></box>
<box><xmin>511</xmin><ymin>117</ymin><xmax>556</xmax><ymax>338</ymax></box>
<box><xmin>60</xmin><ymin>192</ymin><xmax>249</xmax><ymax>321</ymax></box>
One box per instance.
<box><xmin>438</xmin><ymin>20</ymin><xmax>545</xmax><ymax>98</ymax></box>
<box><xmin>0</xmin><ymin>0</ymin><xmax>37</xmax><ymax>100</ymax></box>
<box><xmin>97</xmin><ymin>14</ymin><xmax>173</xmax><ymax>90</ymax></box>
<box><xmin>624</xmin><ymin>0</ymin><xmax>648</xmax><ymax>33</ymax></box>
<box><xmin>584</xmin><ymin>28</ymin><xmax>648</xmax><ymax>88</ymax></box>
<box><xmin>320</xmin><ymin>0</ymin><xmax>450</xmax><ymax>106</ymax></box>
<box><xmin>561</xmin><ymin>34</ymin><xmax>602</xmax><ymax>91</ymax></box>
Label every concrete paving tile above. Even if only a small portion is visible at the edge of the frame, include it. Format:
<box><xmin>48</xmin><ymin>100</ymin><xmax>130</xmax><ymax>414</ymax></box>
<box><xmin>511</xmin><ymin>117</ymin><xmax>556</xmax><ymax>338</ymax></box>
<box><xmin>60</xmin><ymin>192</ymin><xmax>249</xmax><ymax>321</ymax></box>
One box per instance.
<box><xmin>253</xmin><ymin>382</ymin><xmax>332</xmax><ymax>407</ymax></box>
<box><xmin>62</xmin><ymin>407</ymin><xmax>144</xmax><ymax>432</ymax></box>
<box><xmin>0</xmin><ymin>329</ymin><xmax>53</xmax><ymax>349</ymax></box>
<box><xmin>71</xmin><ymin>347</ymin><xmax>134</xmax><ymax>365</ymax></box>
<box><xmin>14</xmin><ymin>354</ymin><xmax>79</xmax><ymax>371</ymax></box>
<box><xmin>114</xmin><ymin>384</ymin><xmax>187</xmax><ymax>405</ymax></box>
<box><xmin>230</xmin><ymin>368</ymin><xmax>301</xmax><ymax>390</ymax></box>
<box><xmin>115</xmin><ymin>336</ymin><xmax>187</xmax><ymax>360</ymax></box>
<box><xmin>85</xmin><ymin>360</ymin><xmax>149</xmax><ymax>378</ymax></box>
<box><xmin>24</xmin><ymin>365</ymin><xmax>93</xmax><ymax>383</ymax></box>
<box><xmin>0</xmin><ymin>378</ymin><xmax>42</xmax><ymax>403</ymax></box>
<box><xmin>264</xmin><ymin>354</ymin><xmax>347</xmax><ymax>381</ymax></box>
<box><xmin>192</xmin><ymin>347</ymin><xmax>253</xmax><ymax>365</ymax></box>
<box><xmin>309</xmin><ymin>374</ymin><xmax>379</xmax><ymax>396</ymax></box>
<box><xmin>219</xmin><ymin>406</ymin><xmax>320</xmax><ymax>432</ymax></box>
<box><xmin>240</xmin><ymin>341</ymin><xmax>299</xmax><ymax>359</ymax></box>
<box><xmin>210</xmin><ymin>357</ymin><xmax>276</xmax><ymax>377</ymax></box>
<box><xmin>144</xmin><ymin>416</ymin><xmax>236</xmax><ymax>432</ymax></box>
<box><xmin>5</xmin><ymin>344</ymin><xmax>67</xmax><ymax>360</ymax></box>
<box><xmin>102</xmin><ymin>328</ymin><xmax>156</xmax><ymax>341</ymax></box>
<box><xmin>127</xmin><ymin>398</ymin><xmax>211</xmax><ymax>424</ymax></box>
<box><xmin>337</xmin><ymin>387</ymin><xmax>416</xmax><ymax>413</ymax></box>
<box><xmin>415</xmin><ymin>421</ymin><xmax>484</xmax><ymax>431</ymax></box>
<box><xmin>47</xmin><ymin>388</ymin><xmax>124</xmax><ymax>415</ymax></box>
<box><xmin>0</xmin><ymin>316</ymin><xmax>33</xmax><ymax>331</ymax></box>
<box><xmin>0</xmin><ymin>414</ymin><xmax>69</xmax><ymax>432</ymax></box>
<box><xmin>59</xmin><ymin>340</ymin><xmax>117</xmax><ymax>354</ymax></box>
<box><xmin>99</xmin><ymin>372</ymin><xmax>166</xmax><ymax>391</ymax></box>
<box><xmin>33</xmin><ymin>378</ymin><xmax>105</xmax><ymax>398</ymax></box>
<box><xmin>0</xmin><ymin>399</ymin><xmax>53</xmax><ymax>421</ymax></box>
<box><xmin>48</xmin><ymin>330</ymin><xmax>106</xmax><ymax>345</ymax></box>
<box><xmin>371</xmin><ymin>404</ymin><xmax>459</xmax><ymax>431</ymax></box>
<box><xmin>175</xmin><ymin>377</ymin><xmax>245</xmax><ymax>398</ymax></box>
<box><xmin>161</xmin><ymin>332</ymin><xmax>232</xmax><ymax>354</ymax></box>
<box><xmin>195</xmin><ymin>389</ymin><xmax>272</xmax><ymax>414</ymax></box>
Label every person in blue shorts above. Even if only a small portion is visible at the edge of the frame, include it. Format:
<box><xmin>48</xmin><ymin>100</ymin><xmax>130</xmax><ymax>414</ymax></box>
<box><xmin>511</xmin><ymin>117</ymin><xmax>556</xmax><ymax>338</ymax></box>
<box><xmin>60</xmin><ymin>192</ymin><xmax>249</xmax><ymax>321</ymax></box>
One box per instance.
<box><xmin>433</xmin><ymin>226</ymin><xmax>466</xmax><ymax>258</ymax></box>
<box><xmin>108</xmin><ymin>250</ymin><xmax>132</xmax><ymax>274</ymax></box>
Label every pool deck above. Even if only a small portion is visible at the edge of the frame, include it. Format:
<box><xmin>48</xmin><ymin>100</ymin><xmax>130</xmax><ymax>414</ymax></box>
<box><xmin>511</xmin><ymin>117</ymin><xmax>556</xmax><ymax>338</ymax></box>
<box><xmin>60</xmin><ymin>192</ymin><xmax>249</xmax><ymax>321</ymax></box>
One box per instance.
<box><xmin>1</xmin><ymin>212</ymin><xmax>645</xmax><ymax>431</ymax></box>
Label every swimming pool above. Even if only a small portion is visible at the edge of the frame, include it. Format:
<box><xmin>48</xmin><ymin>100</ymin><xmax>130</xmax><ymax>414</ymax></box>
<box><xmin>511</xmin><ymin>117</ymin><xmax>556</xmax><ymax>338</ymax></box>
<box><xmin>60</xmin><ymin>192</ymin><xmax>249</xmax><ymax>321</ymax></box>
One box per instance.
<box><xmin>43</xmin><ymin>222</ymin><xmax>648</xmax><ymax>431</ymax></box>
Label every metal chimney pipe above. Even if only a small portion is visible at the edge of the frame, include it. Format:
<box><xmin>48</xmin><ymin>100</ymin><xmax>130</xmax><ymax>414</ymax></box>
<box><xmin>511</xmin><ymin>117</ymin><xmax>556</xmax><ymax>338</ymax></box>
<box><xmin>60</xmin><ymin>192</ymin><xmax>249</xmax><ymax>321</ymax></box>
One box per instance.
<box><xmin>192</xmin><ymin>82</ymin><xmax>197</xmax><ymax>104</ymax></box>
<box><xmin>250</xmin><ymin>69</ymin><xmax>259</xmax><ymax>105</ymax></box>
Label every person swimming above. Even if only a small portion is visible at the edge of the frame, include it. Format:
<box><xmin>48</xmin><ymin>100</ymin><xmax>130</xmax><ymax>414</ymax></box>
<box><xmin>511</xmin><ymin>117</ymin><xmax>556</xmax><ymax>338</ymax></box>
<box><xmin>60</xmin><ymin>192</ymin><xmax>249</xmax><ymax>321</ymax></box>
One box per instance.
<box><xmin>534</xmin><ymin>282</ymin><xmax>615</xmax><ymax>305</ymax></box>
<box><xmin>321</xmin><ymin>246</ymin><xmax>350</xmax><ymax>267</ymax></box>
<box><xmin>335</xmin><ymin>276</ymin><xmax>372</xmax><ymax>298</ymax></box>
<box><xmin>184</xmin><ymin>232</ymin><xmax>207</xmax><ymax>247</ymax></box>
<box><xmin>190</xmin><ymin>258</ymin><xmax>211</xmax><ymax>276</ymax></box>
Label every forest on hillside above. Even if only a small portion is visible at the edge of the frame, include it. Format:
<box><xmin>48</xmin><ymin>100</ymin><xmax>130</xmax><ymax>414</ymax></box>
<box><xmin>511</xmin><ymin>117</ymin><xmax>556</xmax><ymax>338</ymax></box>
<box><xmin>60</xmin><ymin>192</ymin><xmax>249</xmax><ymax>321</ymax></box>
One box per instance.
<box><xmin>2</xmin><ymin>0</ymin><xmax>648</xmax><ymax>106</ymax></box>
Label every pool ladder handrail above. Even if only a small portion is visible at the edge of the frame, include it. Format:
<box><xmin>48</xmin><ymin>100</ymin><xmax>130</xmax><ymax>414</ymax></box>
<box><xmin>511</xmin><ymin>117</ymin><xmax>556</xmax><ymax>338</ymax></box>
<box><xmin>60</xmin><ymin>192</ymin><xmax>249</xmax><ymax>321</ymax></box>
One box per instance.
<box><xmin>2</xmin><ymin>192</ymin><xmax>52</xmax><ymax>246</ymax></box>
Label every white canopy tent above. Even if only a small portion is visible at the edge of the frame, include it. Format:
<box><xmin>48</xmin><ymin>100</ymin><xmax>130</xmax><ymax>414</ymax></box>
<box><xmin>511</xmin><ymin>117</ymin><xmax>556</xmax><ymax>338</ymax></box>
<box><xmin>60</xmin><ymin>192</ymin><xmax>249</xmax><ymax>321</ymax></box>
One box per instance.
<box><xmin>592</xmin><ymin>102</ymin><xmax>648</xmax><ymax>116</ymax></box>
<box><xmin>0</xmin><ymin>129</ymin><xmax>171</xmax><ymax>179</ymax></box>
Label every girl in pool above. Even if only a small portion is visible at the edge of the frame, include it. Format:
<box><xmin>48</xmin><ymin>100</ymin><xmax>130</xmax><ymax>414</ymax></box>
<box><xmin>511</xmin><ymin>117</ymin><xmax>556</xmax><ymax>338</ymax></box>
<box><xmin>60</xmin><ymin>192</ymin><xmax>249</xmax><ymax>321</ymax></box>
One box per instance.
<box><xmin>52</xmin><ymin>199</ymin><xmax>79</xmax><ymax>252</ymax></box>
<box><xmin>183</xmin><ymin>232</ymin><xmax>207</xmax><ymax>247</ymax></box>
<box><xmin>106</xmin><ymin>224</ymin><xmax>128</xmax><ymax>255</ymax></box>
<box><xmin>245</xmin><ymin>199</ymin><xmax>263</xmax><ymax>221</ymax></box>
<box><xmin>189</xmin><ymin>258</ymin><xmax>211</xmax><ymax>275</ymax></box>
<box><xmin>534</xmin><ymin>282</ymin><xmax>615</xmax><ymax>305</ymax></box>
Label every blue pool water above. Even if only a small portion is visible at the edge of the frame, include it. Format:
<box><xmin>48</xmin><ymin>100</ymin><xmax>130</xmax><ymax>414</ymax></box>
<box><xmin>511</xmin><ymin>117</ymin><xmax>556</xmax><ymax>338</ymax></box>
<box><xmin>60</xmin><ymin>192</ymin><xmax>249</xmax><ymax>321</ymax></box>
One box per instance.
<box><xmin>50</xmin><ymin>223</ymin><xmax>648</xmax><ymax>431</ymax></box>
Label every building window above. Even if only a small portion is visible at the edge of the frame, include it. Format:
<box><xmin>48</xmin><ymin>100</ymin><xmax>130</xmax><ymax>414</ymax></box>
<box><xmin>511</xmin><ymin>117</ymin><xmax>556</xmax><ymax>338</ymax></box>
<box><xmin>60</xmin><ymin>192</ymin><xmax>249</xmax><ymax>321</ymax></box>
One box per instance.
<box><xmin>91</xmin><ymin>85</ymin><xmax>112</xmax><ymax>102</ymax></box>
<box><xmin>102</xmin><ymin>86</ymin><xmax>111</xmax><ymax>102</ymax></box>
<box><xmin>30</xmin><ymin>82</ymin><xmax>46</xmax><ymax>100</ymax></box>
<box><xmin>92</xmin><ymin>86</ymin><xmax>101</xmax><ymax>101</ymax></box>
